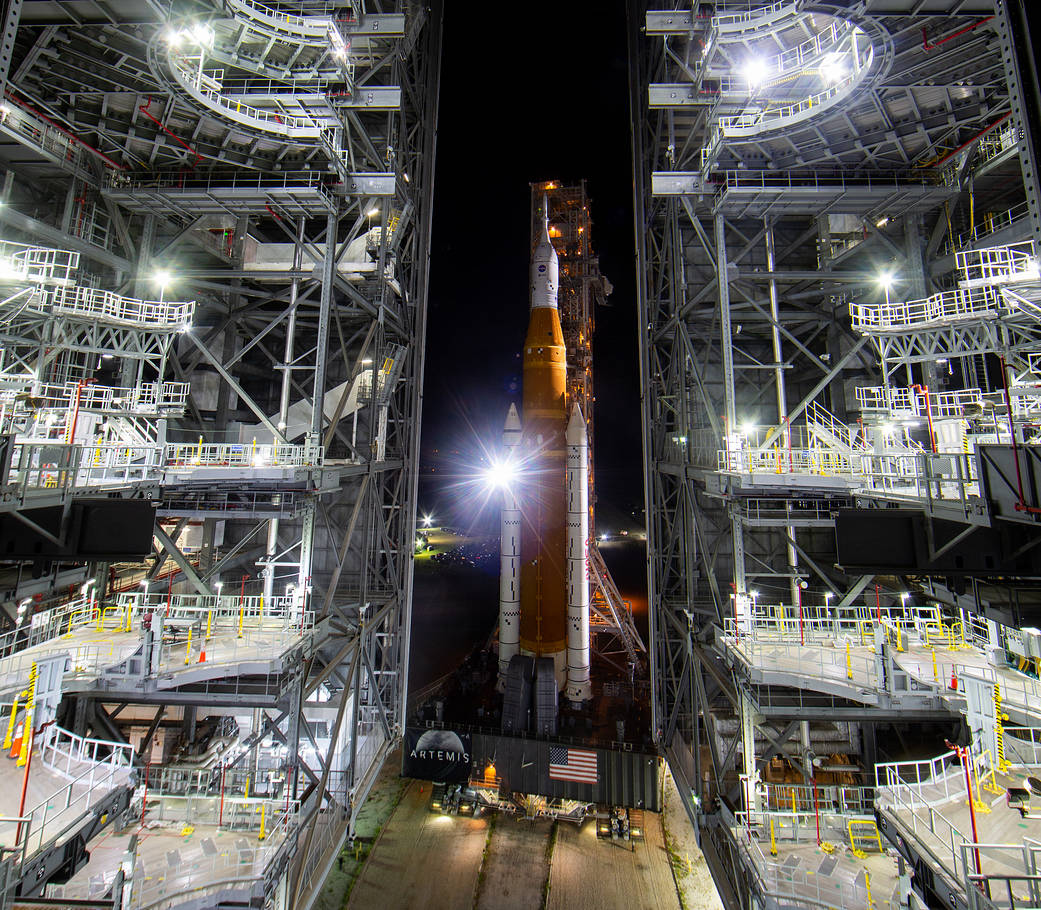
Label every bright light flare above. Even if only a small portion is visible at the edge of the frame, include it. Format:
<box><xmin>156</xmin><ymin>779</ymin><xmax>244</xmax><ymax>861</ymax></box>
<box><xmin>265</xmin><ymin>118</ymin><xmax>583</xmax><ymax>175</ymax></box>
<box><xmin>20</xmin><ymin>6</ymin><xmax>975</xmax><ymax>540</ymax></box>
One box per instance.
<box><xmin>820</xmin><ymin>53</ymin><xmax>845</xmax><ymax>84</ymax></box>
<box><xmin>878</xmin><ymin>271</ymin><xmax>894</xmax><ymax>291</ymax></box>
<box><xmin>483</xmin><ymin>459</ymin><xmax>517</xmax><ymax>490</ymax></box>
<box><xmin>164</xmin><ymin>22</ymin><xmax>214</xmax><ymax>48</ymax></box>
<box><xmin>743</xmin><ymin>58</ymin><xmax>770</xmax><ymax>87</ymax></box>
<box><xmin>154</xmin><ymin>268</ymin><xmax>172</xmax><ymax>288</ymax></box>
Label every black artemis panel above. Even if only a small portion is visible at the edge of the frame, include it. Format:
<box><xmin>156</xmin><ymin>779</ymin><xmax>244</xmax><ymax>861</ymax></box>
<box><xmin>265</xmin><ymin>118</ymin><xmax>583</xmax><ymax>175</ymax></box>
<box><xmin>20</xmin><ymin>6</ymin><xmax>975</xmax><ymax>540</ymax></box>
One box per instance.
<box><xmin>401</xmin><ymin>728</ymin><xmax>472</xmax><ymax>783</ymax></box>
<box><xmin>835</xmin><ymin>509</ymin><xmax>1041</xmax><ymax>576</ymax></box>
<box><xmin>0</xmin><ymin>499</ymin><xmax>155</xmax><ymax>560</ymax></box>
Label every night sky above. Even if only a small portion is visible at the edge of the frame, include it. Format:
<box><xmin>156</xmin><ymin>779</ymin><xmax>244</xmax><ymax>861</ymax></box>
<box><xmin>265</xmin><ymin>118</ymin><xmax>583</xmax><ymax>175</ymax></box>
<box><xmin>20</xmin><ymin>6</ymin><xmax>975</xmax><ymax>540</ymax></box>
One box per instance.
<box><xmin>419</xmin><ymin>1</ymin><xmax>642</xmax><ymax>534</ymax></box>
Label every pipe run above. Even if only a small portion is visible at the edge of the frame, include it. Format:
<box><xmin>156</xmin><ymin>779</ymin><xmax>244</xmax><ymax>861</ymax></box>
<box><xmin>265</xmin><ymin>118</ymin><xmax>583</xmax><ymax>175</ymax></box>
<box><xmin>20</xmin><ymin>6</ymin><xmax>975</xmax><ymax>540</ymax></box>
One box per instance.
<box><xmin>922</xmin><ymin>16</ymin><xmax>994</xmax><ymax>51</ymax></box>
<box><xmin>4</xmin><ymin>90</ymin><xmax>126</xmax><ymax>171</ymax></box>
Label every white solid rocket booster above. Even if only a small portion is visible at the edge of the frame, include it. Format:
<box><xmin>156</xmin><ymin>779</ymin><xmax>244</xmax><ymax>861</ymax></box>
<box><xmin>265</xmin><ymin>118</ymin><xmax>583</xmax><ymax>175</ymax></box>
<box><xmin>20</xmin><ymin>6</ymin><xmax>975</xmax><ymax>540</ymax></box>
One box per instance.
<box><xmin>497</xmin><ymin>402</ymin><xmax>522</xmax><ymax>685</ymax></box>
<box><xmin>564</xmin><ymin>402</ymin><xmax>591</xmax><ymax>703</ymax></box>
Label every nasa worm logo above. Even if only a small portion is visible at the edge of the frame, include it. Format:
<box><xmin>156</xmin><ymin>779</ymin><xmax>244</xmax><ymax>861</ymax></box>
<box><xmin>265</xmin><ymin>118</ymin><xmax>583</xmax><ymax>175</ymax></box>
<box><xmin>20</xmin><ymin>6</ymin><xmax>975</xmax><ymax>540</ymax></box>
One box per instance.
<box><xmin>538</xmin><ymin>265</ymin><xmax>546</xmax><ymax>273</ymax></box>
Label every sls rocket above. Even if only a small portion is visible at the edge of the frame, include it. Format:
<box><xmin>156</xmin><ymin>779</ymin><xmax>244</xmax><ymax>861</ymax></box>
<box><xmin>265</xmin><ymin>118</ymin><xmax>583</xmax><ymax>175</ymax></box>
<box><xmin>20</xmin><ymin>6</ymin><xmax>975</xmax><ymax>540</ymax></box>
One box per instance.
<box><xmin>497</xmin><ymin>198</ymin><xmax>591</xmax><ymax>703</ymax></box>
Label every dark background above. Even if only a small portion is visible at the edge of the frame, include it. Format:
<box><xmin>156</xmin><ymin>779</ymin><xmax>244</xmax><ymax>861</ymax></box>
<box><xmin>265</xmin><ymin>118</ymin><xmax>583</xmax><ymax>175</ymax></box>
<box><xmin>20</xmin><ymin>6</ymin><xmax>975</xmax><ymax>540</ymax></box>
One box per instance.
<box><xmin>418</xmin><ymin>1</ymin><xmax>642</xmax><ymax>535</ymax></box>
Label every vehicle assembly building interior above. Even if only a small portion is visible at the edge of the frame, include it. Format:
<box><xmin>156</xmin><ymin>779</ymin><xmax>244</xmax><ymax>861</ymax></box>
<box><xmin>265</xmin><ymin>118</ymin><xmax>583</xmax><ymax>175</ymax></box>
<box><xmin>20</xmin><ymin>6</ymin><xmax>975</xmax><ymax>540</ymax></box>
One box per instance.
<box><xmin>630</xmin><ymin>1</ymin><xmax>1041</xmax><ymax>908</ymax></box>
<box><xmin>0</xmin><ymin>0</ymin><xmax>1038</xmax><ymax>909</ymax></box>
<box><xmin>0</xmin><ymin>0</ymin><xmax>440</xmax><ymax>906</ymax></box>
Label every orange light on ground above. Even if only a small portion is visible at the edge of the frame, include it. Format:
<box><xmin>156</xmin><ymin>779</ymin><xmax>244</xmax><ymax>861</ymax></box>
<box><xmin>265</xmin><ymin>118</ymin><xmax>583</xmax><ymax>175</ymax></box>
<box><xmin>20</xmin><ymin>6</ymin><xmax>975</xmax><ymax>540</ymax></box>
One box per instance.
<box><xmin>484</xmin><ymin>762</ymin><xmax>496</xmax><ymax>782</ymax></box>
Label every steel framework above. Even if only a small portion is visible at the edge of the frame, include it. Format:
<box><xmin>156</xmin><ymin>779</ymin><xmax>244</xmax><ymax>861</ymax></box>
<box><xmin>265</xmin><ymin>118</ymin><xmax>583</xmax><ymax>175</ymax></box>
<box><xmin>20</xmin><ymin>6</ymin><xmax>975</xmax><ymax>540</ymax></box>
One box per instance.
<box><xmin>0</xmin><ymin>0</ymin><xmax>441</xmax><ymax>906</ymax></box>
<box><xmin>630</xmin><ymin>1</ymin><xmax>1041</xmax><ymax>908</ymax></box>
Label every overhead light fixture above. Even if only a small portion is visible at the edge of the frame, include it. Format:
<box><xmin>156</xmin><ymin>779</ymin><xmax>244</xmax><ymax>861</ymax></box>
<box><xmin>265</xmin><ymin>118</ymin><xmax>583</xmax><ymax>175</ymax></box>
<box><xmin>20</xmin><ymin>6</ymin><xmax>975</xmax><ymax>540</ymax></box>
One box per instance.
<box><xmin>366</xmin><ymin>207</ymin><xmax>380</xmax><ymax>218</ymax></box>
<box><xmin>878</xmin><ymin>271</ymin><xmax>894</xmax><ymax>291</ymax></box>
<box><xmin>875</xmin><ymin>216</ymin><xmax>889</xmax><ymax>228</ymax></box>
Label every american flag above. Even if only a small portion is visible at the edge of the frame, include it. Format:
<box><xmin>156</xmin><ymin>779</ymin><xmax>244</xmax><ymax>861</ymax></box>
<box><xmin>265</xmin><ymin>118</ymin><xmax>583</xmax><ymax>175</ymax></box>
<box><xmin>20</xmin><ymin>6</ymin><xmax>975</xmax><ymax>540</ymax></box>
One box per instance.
<box><xmin>548</xmin><ymin>746</ymin><xmax>598</xmax><ymax>784</ymax></box>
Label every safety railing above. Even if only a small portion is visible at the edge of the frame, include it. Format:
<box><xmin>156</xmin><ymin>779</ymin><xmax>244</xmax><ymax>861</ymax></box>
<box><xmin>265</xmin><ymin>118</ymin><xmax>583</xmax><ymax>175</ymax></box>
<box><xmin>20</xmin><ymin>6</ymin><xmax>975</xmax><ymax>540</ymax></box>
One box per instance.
<box><xmin>0</xmin><ymin>742</ymin><xmax>133</xmax><ymax>856</ymax></box>
<box><xmin>0</xmin><ymin>594</ymin><xmax>98</xmax><ymax>663</ymax></box>
<box><xmin>961</xmin><ymin>840</ymin><xmax>1041</xmax><ymax>910</ymax></box>
<box><xmin>768</xmin><ymin>20</ymin><xmax>850</xmax><ymax>79</ymax></box>
<box><xmin>725</xmin><ymin>604</ymin><xmax>874</xmax><ymax>643</ymax></box>
<box><xmin>158</xmin><ymin>488</ymin><xmax>307</xmax><ymax>516</ymax></box>
<box><xmin>1003</xmin><ymin>726</ymin><xmax>1041</xmax><ymax>765</ymax></box>
<box><xmin>0</xmin><ymin>241</ymin><xmax>79</xmax><ymax>285</ymax></box>
<box><xmin>144</xmin><ymin>764</ymin><xmax>279</xmax><ymax>799</ymax></box>
<box><xmin>762</xmin><ymin>782</ymin><xmax>875</xmax><ymax>816</ymax></box>
<box><xmin>711</xmin><ymin>1</ymin><xmax>791</xmax><ymax>31</ymax></box>
<box><xmin>946</xmin><ymin>201</ymin><xmax>1031</xmax><ymax>256</ymax></box>
<box><xmin>875</xmin><ymin>749</ymin><xmax>978</xmax><ymax>886</ymax></box>
<box><xmin>741</xmin><ymin>497</ymin><xmax>849</xmax><ymax>523</ymax></box>
<box><xmin>163</xmin><ymin>440</ymin><xmax>323</xmax><ymax>469</ymax></box>
<box><xmin>858</xmin><ymin>451</ymin><xmax>980</xmax><ymax>505</ymax></box>
<box><xmin>6</xmin><ymin>441</ymin><xmax>164</xmax><ymax>499</ymax></box>
<box><xmin>729</xmin><ymin>602</ymin><xmax>949</xmax><ymax>647</ymax></box>
<box><xmin>0</xmin><ymin>381</ymin><xmax>189</xmax><ymax>416</ymax></box>
<box><xmin>875</xmin><ymin>748</ymin><xmax>972</xmax><ymax>808</ymax></box>
<box><xmin>68</xmin><ymin>199</ymin><xmax>112</xmax><ymax>250</ymax></box>
<box><xmin>0</xmin><ymin>103</ymin><xmax>94</xmax><ymax>178</ymax></box>
<box><xmin>170</xmin><ymin>55</ymin><xmax>326</xmax><ymax>138</ymax></box>
<box><xmin>49</xmin><ymin>284</ymin><xmax>194</xmax><ymax>328</ymax></box>
<box><xmin>38</xmin><ymin>724</ymin><xmax>134</xmax><ymax>778</ymax></box>
<box><xmin>118</xmin><ymin>592</ymin><xmax>313</xmax><ymax>634</ymax></box>
<box><xmin>999</xmin><ymin>386</ymin><xmax>1041</xmax><ymax>418</ymax></box>
<box><xmin>962</xmin><ymin>666</ymin><xmax>1041</xmax><ymax>726</ymax></box>
<box><xmin>227</xmin><ymin>0</ymin><xmax>349</xmax><ymax>36</ymax></box>
<box><xmin>807</xmin><ymin>399</ymin><xmax>862</xmax><ymax>451</ymax></box>
<box><xmin>104</xmin><ymin>168</ymin><xmax>336</xmax><ymax>206</ymax></box>
<box><xmin>856</xmin><ymin>385</ymin><xmax>984</xmax><ymax>419</ymax></box>
<box><xmin>294</xmin><ymin>801</ymin><xmax>351</xmax><ymax>903</ymax></box>
<box><xmin>130</xmin><ymin>800</ymin><xmax>296</xmax><ymax>909</ymax></box>
<box><xmin>976</xmin><ymin>123</ymin><xmax>1023</xmax><ymax>168</ymax></box>
<box><xmin>142</xmin><ymin>791</ymin><xmax>297</xmax><ymax>833</ymax></box>
<box><xmin>0</xmin><ymin>641</ymin><xmax>131</xmax><ymax>694</ymax></box>
<box><xmin>957</xmin><ymin>241</ymin><xmax>1038</xmax><ymax>287</ymax></box>
<box><xmin>708</xmin><ymin>54</ymin><xmax>871</xmax><ymax>140</ymax></box>
<box><xmin>851</xmin><ymin>284</ymin><xmax>1003</xmax><ymax>331</ymax></box>
<box><xmin>732</xmin><ymin>817</ymin><xmax>889</xmax><ymax>909</ymax></box>
<box><xmin>720</xmin><ymin>620</ymin><xmax>878</xmax><ymax>689</ymax></box>
<box><xmin>721</xmin><ymin>169</ymin><xmax>938</xmax><ymax>194</ymax></box>
<box><xmin>714</xmin><ymin>18</ymin><xmax>856</xmax><ymax>90</ymax></box>
<box><xmin>717</xmin><ymin>446</ymin><xmax>859</xmax><ymax>476</ymax></box>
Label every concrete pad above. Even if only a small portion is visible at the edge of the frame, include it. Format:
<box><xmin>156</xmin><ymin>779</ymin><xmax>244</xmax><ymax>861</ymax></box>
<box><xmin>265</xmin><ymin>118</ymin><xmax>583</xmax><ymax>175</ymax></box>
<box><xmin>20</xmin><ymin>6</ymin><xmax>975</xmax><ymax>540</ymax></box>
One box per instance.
<box><xmin>347</xmin><ymin>782</ymin><xmax>487</xmax><ymax>909</ymax></box>
<box><xmin>476</xmin><ymin>816</ymin><xmax>552</xmax><ymax>909</ymax></box>
<box><xmin>548</xmin><ymin>816</ymin><xmax>679</xmax><ymax>910</ymax></box>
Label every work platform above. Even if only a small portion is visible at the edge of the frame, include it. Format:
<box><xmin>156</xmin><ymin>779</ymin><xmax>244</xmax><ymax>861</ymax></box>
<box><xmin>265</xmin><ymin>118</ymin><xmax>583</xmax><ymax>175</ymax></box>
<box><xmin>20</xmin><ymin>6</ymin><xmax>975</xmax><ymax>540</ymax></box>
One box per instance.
<box><xmin>719</xmin><ymin>603</ymin><xmax>1041</xmax><ymax>724</ymax></box>
<box><xmin>876</xmin><ymin>747</ymin><xmax>1041</xmax><ymax>910</ymax></box>
<box><xmin>0</xmin><ymin>593</ymin><xmax>317</xmax><ymax>703</ymax></box>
